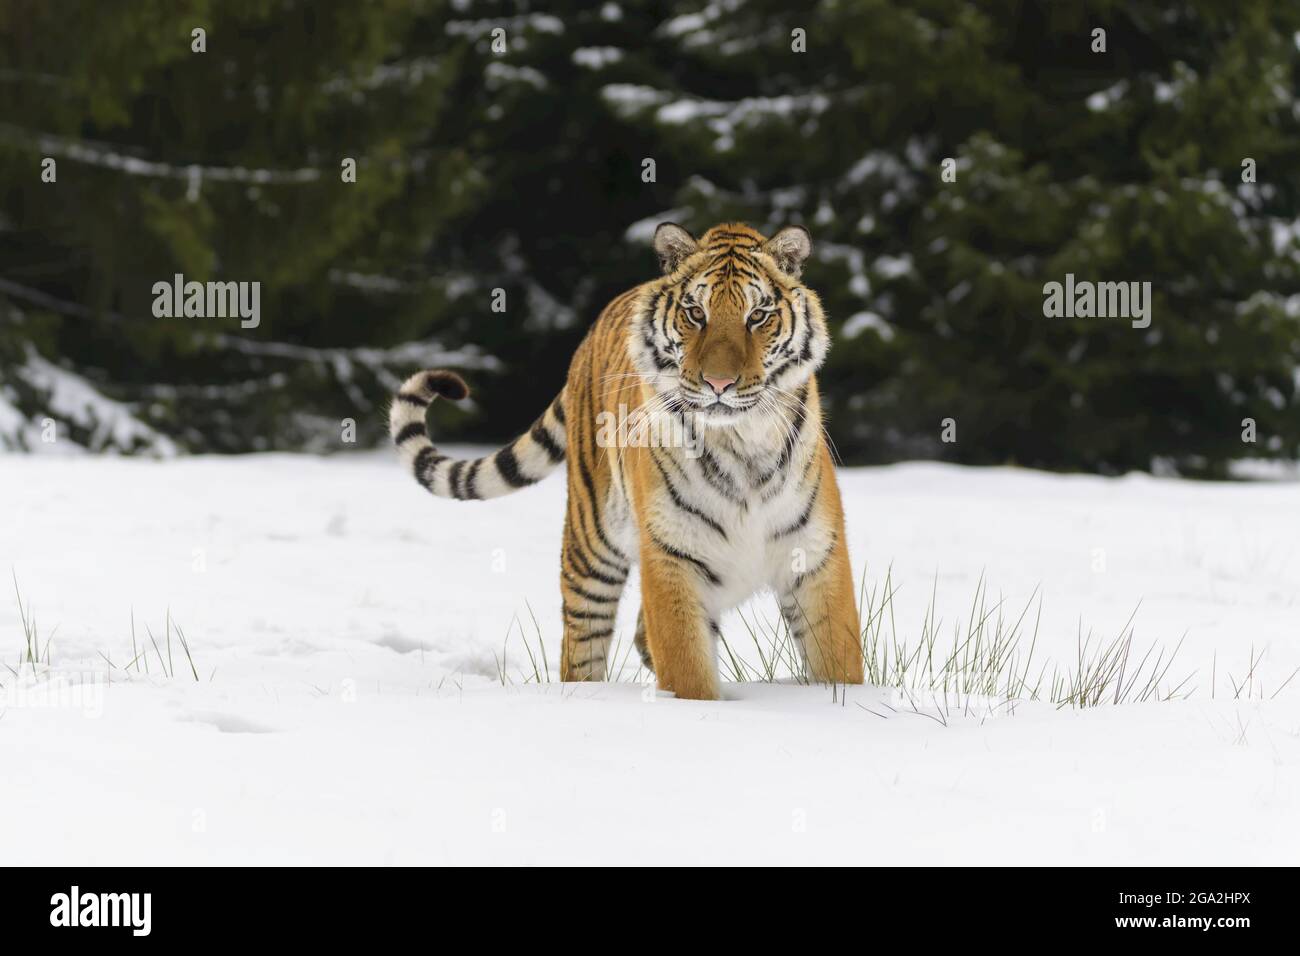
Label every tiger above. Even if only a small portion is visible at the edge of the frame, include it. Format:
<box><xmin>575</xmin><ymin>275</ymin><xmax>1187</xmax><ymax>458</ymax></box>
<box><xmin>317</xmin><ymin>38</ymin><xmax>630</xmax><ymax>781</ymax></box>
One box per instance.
<box><xmin>389</xmin><ymin>222</ymin><xmax>863</xmax><ymax>700</ymax></box>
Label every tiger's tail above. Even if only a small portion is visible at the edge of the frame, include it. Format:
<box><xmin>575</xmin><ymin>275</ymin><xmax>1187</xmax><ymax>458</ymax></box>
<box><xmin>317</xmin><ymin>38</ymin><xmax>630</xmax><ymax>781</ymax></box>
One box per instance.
<box><xmin>389</xmin><ymin>369</ymin><xmax>567</xmax><ymax>500</ymax></box>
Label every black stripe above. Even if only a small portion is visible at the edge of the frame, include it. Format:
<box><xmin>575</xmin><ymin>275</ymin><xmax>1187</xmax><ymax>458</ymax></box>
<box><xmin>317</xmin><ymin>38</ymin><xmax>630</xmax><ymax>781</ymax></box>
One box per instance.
<box><xmin>575</xmin><ymin>629</ymin><xmax>613</xmax><ymax>643</ymax></box>
<box><xmin>581</xmin><ymin>518</ymin><xmax>629</xmax><ymax>577</ymax></box>
<box><xmin>766</xmin><ymin>356</ymin><xmax>796</xmax><ymax>383</ymax></box>
<box><xmin>567</xmin><ymin>381</ymin><xmax>631</xmax><ymax>574</ymax></box>
<box><xmin>562</xmin><ymin>572</ymin><xmax>622</xmax><ymax>605</ymax></box>
<box><xmin>796</xmin><ymin>529</ymin><xmax>838</xmax><ymax>581</ymax></box>
<box><xmin>648</xmin><ymin>532</ymin><xmax>721</xmax><ymax>587</ymax></box>
<box><xmin>449</xmin><ymin>460</ymin><xmax>467</xmax><ymax>500</ymax></box>
<box><xmin>783</xmin><ymin>605</ymin><xmax>829</xmax><ymax>641</ymax></box>
<box><xmin>800</xmin><ymin>444</ymin><xmax>819</xmax><ymax>480</ymax></box>
<box><xmin>650</xmin><ymin>453</ymin><xmax>728</xmax><ymax>539</ymax></box>
<box><xmin>763</xmin><ymin>385</ymin><xmax>810</xmax><ymax>484</ymax></box>
<box><xmin>394</xmin><ymin>422</ymin><xmax>424</xmax><ymax>445</ymax></box>
<box><xmin>696</xmin><ymin>447</ymin><xmax>745</xmax><ymax>506</ymax></box>
<box><xmin>565</xmin><ymin>517</ymin><xmax>629</xmax><ymax>580</ymax></box>
<box><xmin>771</xmin><ymin>472</ymin><xmax>822</xmax><ymax>540</ymax></box>
<box><xmin>494</xmin><ymin>444</ymin><xmax>534</xmax><ymax>488</ymax></box>
<box><xmin>781</xmin><ymin>404</ymin><xmax>809</xmax><ymax>468</ymax></box>
<box><xmin>777</xmin><ymin>310</ymin><xmax>801</xmax><ymax>354</ymax></box>
<box><xmin>798</xmin><ymin>322</ymin><xmax>814</xmax><ymax>361</ymax></box>
<box><xmin>573</xmin><ymin>428</ymin><xmax>630</xmax><ymax>566</ymax></box>
<box><xmin>396</xmin><ymin>393</ymin><xmax>428</xmax><ymax>408</ymax></box>
<box><xmin>413</xmin><ymin>446</ymin><xmax>435</xmax><ymax>489</ymax></box>
<box><xmin>465</xmin><ymin>458</ymin><xmax>483</xmax><ymax>500</ymax></box>
<box><xmin>641</xmin><ymin>329</ymin><xmax>674</xmax><ymax>371</ymax></box>
<box><xmin>711</xmin><ymin>433</ymin><xmax>760</xmax><ymax>474</ymax></box>
<box><xmin>644</xmin><ymin>289</ymin><xmax>665</xmax><ymax>339</ymax></box>
<box><xmin>552</xmin><ymin>398</ymin><xmax>566</xmax><ymax>425</ymax></box>
<box><xmin>653</xmin><ymin>444</ymin><xmax>690</xmax><ymax>481</ymax></box>
<box><xmin>530</xmin><ymin>421</ymin><xmax>565</xmax><ymax>462</ymax></box>
<box><xmin>564</xmin><ymin>608</ymin><xmax>615</xmax><ymax>622</ymax></box>
<box><xmin>565</xmin><ymin>546</ymin><xmax>627</xmax><ymax>587</ymax></box>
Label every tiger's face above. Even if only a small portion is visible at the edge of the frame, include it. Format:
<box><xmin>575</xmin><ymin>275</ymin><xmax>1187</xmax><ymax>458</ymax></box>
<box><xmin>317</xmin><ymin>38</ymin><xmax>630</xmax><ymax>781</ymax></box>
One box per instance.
<box><xmin>635</xmin><ymin>222</ymin><xmax>829</xmax><ymax>427</ymax></box>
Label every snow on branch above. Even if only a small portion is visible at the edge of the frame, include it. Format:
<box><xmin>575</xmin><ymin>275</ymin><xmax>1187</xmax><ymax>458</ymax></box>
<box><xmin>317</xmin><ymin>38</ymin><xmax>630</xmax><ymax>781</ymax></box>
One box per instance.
<box><xmin>599</xmin><ymin>85</ymin><xmax>834</xmax><ymax>151</ymax></box>
<box><xmin>0</xmin><ymin>276</ymin><xmax>499</xmax><ymax>400</ymax></box>
<box><xmin>0</xmin><ymin>123</ymin><xmax>322</xmax><ymax>184</ymax></box>
<box><xmin>202</xmin><ymin>332</ymin><xmax>500</xmax><ymax>395</ymax></box>
<box><xmin>0</xmin><ymin>345</ymin><xmax>178</xmax><ymax>456</ymax></box>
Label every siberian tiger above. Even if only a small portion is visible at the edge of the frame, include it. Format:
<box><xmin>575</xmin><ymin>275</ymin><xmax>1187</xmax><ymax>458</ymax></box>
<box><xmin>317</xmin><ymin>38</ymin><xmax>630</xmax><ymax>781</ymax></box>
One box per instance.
<box><xmin>389</xmin><ymin>222</ymin><xmax>863</xmax><ymax>700</ymax></box>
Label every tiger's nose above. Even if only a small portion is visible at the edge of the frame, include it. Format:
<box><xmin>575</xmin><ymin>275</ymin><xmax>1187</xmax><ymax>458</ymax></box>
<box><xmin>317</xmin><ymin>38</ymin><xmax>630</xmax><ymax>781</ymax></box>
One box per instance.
<box><xmin>703</xmin><ymin>375</ymin><xmax>736</xmax><ymax>395</ymax></box>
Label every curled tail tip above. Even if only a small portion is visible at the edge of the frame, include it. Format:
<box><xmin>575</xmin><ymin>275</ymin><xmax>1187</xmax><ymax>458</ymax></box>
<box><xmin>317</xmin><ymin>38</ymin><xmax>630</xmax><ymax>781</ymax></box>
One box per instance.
<box><xmin>399</xmin><ymin>368</ymin><xmax>470</xmax><ymax>403</ymax></box>
<box><xmin>425</xmin><ymin>369</ymin><xmax>470</xmax><ymax>401</ymax></box>
<box><xmin>390</xmin><ymin>369</ymin><xmax>470</xmax><ymax>453</ymax></box>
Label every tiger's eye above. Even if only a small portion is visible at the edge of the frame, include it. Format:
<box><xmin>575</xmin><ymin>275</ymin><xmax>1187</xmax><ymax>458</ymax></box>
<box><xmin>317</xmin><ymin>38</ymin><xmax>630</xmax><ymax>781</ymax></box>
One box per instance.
<box><xmin>688</xmin><ymin>306</ymin><xmax>706</xmax><ymax>324</ymax></box>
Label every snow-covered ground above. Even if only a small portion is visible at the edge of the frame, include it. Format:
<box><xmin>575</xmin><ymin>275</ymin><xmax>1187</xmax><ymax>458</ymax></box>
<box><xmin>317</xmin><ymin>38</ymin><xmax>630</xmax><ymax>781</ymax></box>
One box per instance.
<box><xmin>2</xmin><ymin>451</ymin><xmax>1298</xmax><ymax>865</ymax></box>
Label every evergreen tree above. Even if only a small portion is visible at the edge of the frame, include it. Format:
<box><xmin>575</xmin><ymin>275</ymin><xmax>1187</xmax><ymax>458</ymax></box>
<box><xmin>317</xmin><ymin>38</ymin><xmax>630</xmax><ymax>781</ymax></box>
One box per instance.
<box><xmin>587</xmin><ymin>0</ymin><xmax>1300</xmax><ymax>474</ymax></box>
<box><xmin>2</xmin><ymin>1</ymin><xmax>1297</xmax><ymax>476</ymax></box>
<box><xmin>0</xmin><ymin>0</ymin><xmax>487</xmax><ymax>452</ymax></box>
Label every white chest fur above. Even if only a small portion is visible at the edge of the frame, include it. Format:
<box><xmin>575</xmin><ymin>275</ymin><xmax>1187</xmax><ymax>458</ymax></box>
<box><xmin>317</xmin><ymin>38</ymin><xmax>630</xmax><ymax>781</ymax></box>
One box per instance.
<box><xmin>615</xmin><ymin>409</ymin><xmax>835</xmax><ymax>615</ymax></box>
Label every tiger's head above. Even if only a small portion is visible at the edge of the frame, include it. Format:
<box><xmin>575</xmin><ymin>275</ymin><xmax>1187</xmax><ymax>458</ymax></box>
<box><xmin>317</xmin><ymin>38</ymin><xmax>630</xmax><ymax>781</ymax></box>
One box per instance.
<box><xmin>635</xmin><ymin>221</ymin><xmax>829</xmax><ymax>427</ymax></box>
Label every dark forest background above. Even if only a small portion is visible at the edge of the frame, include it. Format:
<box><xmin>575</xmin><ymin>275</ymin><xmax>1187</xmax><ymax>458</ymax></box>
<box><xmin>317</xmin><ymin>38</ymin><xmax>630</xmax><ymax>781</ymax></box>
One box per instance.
<box><xmin>2</xmin><ymin>0</ymin><xmax>1298</xmax><ymax>475</ymax></box>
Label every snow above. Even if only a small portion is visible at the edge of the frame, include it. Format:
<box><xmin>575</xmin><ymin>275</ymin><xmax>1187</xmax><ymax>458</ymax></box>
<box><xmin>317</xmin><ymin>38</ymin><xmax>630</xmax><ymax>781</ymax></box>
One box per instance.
<box><xmin>600</xmin><ymin>82</ymin><xmax>670</xmax><ymax>114</ymax></box>
<box><xmin>659</xmin><ymin>93</ymin><xmax>831</xmax><ymax>151</ymax></box>
<box><xmin>0</xmin><ymin>348</ymin><xmax>177</xmax><ymax>456</ymax></box>
<box><xmin>624</xmin><ymin>208</ymin><xmax>692</xmax><ymax>243</ymax></box>
<box><xmin>1086</xmin><ymin>80</ymin><xmax>1129</xmax><ymax>113</ymax></box>
<box><xmin>2</xmin><ymin>453</ymin><xmax>1298</xmax><ymax>864</ymax></box>
<box><xmin>598</xmin><ymin>84</ymin><xmax>830</xmax><ymax>150</ymax></box>
<box><xmin>844</xmin><ymin>150</ymin><xmax>909</xmax><ymax>186</ymax></box>
<box><xmin>873</xmin><ymin>253</ymin><xmax>914</xmax><ymax>279</ymax></box>
<box><xmin>657</xmin><ymin>1</ymin><xmax>745</xmax><ymax>46</ymax></box>
<box><xmin>485</xmin><ymin>62</ymin><xmax>548</xmax><ymax>91</ymax></box>
<box><xmin>0</xmin><ymin>278</ymin><xmax>498</xmax><ymax>409</ymax></box>
<box><xmin>444</xmin><ymin>14</ymin><xmax>564</xmax><ymax>40</ymax></box>
<box><xmin>659</xmin><ymin>11</ymin><xmax>714</xmax><ymax>38</ymax></box>
<box><xmin>841</xmin><ymin>311</ymin><xmax>893</xmax><ymax>341</ymax></box>
<box><xmin>571</xmin><ymin>47</ymin><xmax>624</xmax><ymax>69</ymax></box>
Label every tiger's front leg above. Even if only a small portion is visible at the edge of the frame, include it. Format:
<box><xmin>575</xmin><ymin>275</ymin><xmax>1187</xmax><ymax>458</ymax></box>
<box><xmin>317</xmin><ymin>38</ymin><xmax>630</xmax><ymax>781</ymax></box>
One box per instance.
<box><xmin>778</xmin><ymin>517</ymin><xmax>864</xmax><ymax>686</ymax></box>
<box><xmin>638</xmin><ymin>535</ymin><xmax>721</xmax><ymax>700</ymax></box>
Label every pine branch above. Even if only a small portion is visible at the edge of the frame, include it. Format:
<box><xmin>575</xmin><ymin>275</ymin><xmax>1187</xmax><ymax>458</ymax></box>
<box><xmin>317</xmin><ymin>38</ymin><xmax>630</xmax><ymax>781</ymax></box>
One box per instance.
<box><xmin>0</xmin><ymin>276</ymin><xmax>499</xmax><ymax>376</ymax></box>
<box><xmin>0</xmin><ymin>123</ymin><xmax>321</xmax><ymax>184</ymax></box>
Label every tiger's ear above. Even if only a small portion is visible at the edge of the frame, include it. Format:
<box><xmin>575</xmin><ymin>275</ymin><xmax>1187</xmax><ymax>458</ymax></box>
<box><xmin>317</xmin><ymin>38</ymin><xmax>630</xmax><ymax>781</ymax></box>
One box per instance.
<box><xmin>653</xmin><ymin>222</ymin><xmax>698</xmax><ymax>274</ymax></box>
<box><xmin>761</xmin><ymin>225</ymin><xmax>812</xmax><ymax>277</ymax></box>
